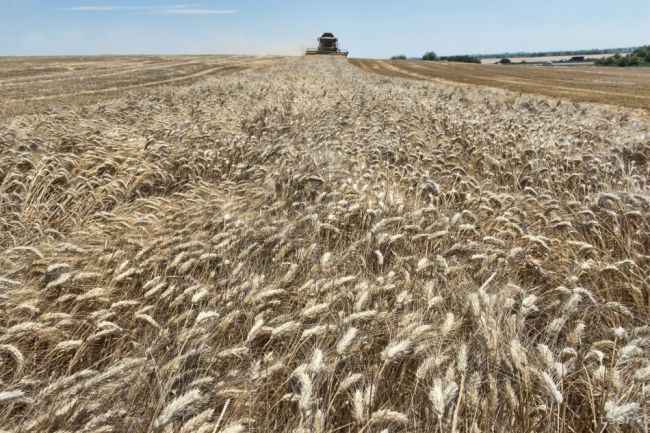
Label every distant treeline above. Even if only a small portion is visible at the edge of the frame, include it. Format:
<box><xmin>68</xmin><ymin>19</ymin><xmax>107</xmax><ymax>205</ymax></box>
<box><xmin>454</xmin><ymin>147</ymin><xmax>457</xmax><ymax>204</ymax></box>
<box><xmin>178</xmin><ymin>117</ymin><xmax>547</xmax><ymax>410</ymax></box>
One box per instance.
<box><xmin>390</xmin><ymin>46</ymin><xmax>646</xmax><ymax>66</ymax></box>
<box><xmin>438</xmin><ymin>55</ymin><xmax>481</xmax><ymax>64</ymax></box>
<box><xmin>473</xmin><ymin>47</ymin><xmax>636</xmax><ymax>59</ymax></box>
<box><xmin>420</xmin><ymin>52</ymin><xmax>481</xmax><ymax>63</ymax></box>
<box><xmin>595</xmin><ymin>46</ymin><xmax>650</xmax><ymax>66</ymax></box>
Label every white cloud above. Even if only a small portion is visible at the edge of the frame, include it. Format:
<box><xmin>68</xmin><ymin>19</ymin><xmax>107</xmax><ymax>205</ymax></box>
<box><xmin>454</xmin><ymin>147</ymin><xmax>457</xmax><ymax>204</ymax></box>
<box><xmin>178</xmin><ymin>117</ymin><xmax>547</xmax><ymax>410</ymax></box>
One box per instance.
<box><xmin>68</xmin><ymin>6</ymin><xmax>125</xmax><ymax>10</ymax></box>
<box><xmin>156</xmin><ymin>9</ymin><xmax>237</xmax><ymax>15</ymax></box>
<box><xmin>66</xmin><ymin>4</ymin><xmax>236</xmax><ymax>15</ymax></box>
<box><xmin>68</xmin><ymin>5</ymin><xmax>181</xmax><ymax>11</ymax></box>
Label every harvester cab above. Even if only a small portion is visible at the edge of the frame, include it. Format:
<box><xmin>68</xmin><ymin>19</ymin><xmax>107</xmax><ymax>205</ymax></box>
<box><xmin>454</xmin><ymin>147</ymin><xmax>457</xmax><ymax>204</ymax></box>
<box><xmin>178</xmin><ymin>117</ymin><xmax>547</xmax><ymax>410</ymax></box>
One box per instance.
<box><xmin>306</xmin><ymin>33</ymin><xmax>349</xmax><ymax>57</ymax></box>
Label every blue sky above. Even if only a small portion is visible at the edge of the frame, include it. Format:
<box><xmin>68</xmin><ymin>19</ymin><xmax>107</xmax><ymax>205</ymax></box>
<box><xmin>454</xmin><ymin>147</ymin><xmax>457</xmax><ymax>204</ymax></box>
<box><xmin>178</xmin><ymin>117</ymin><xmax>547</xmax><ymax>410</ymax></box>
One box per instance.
<box><xmin>1</xmin><ymin>0</ymin><xmax>648</xmax><ymax>57</ymax></box>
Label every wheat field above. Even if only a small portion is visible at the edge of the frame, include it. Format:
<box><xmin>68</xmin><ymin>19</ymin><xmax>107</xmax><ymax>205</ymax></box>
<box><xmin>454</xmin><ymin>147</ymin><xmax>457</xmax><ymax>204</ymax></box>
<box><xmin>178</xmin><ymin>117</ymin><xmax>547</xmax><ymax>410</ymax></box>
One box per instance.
<box><xmin>1</xmin><ymin>57</ymin><xmax>649</xmax><ymax>433</ymax></box>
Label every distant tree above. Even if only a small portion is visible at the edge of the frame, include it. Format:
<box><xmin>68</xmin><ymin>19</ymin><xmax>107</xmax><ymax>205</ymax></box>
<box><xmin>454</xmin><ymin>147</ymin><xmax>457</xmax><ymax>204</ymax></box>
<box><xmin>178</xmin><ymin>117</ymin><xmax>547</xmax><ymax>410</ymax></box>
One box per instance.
<box><xmin>391</xmin><ymin>54</ymin><xmax>407</xmax><ymax>60</ymax></box>
<box><xmin>422</xmin><ymin>51</ymin><xmax>438</xmax><ymax>61</ymax></box>
<box><xmin>641</xmin><ymin>46</ymin><xmax>650</xmax><ymax>62</ymax></box>
<box><xmin>628</xmin><ymin>56</ymin><xmax>642</xmax><ymax>66</ymax></box>
<box><xmin>595</xmin><ymin>56</ymin><xmax>611</xmax><ymax>66</ymax></box>
<box><xmin>500</xmin><ymin>58</ymin><xmax>512</xmax><ymax>64</ymax></box>
<box><xmin>633</xmin><ymin>45</ymin><xmax>650</xmax><ymax>63</ymax></box>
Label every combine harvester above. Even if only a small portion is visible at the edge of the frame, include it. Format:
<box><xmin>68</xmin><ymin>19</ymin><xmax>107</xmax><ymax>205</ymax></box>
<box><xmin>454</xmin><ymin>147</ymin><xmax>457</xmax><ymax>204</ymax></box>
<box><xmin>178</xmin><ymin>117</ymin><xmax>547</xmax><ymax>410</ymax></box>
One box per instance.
<box><xmin>306</xmin><ymin>33</ymin><xmax>349</xmax><ymax>57</ymax></box>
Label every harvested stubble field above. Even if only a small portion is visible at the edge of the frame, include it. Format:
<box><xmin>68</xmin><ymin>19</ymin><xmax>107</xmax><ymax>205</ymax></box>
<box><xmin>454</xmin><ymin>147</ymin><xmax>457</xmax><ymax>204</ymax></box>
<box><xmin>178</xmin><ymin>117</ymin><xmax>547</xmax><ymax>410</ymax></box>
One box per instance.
<box><xmin>1</xmin><ymin>56</ymin><xmax>649</xmax><ymax>433</ymax></box>
<box><xmin>0</xmin><ymin>55</ymin><xmax>283</xmax><ymax>119</ymax></box>
<box><xmin>350</xmin><ymin>59</ymin><xmax>650</xmax><ymax>112</ymax></box>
